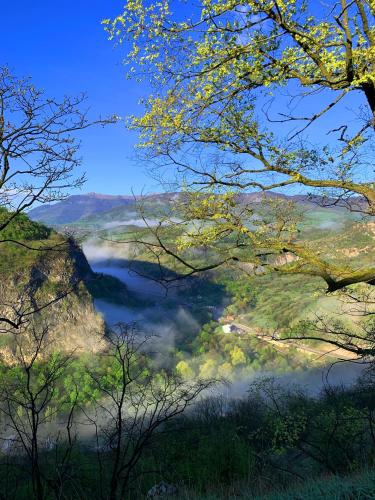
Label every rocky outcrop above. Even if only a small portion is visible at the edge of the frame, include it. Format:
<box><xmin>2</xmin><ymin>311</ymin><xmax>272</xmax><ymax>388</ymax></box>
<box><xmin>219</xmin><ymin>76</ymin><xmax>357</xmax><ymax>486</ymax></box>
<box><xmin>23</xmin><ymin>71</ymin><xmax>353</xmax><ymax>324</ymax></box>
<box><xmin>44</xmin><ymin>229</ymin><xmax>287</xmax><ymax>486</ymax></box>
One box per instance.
<box><xmin>0</xmin><ymin>236</ymin><xmax>106</xmax><ymax>361</ymax></box>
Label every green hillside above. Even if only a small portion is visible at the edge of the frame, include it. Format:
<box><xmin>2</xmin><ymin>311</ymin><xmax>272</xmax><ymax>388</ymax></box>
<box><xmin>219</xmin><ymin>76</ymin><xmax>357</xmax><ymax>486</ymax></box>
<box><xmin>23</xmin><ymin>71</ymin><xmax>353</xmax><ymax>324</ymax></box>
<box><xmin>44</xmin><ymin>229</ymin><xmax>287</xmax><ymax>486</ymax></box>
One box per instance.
<box><xmin>3</xmin><ymin>200</ymin><xmax>374</xmax><ymax>499</ymax></box>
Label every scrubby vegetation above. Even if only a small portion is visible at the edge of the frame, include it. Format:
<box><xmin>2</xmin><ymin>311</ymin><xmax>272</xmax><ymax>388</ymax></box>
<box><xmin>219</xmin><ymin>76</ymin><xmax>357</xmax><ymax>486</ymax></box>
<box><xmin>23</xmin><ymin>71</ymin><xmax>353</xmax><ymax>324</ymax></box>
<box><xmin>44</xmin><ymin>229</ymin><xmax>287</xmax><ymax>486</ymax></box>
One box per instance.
<box><xmin>1</xmin><ymin>354</ymin><xmax>375</xmax><ymax>499</ymax></box>
<box><xmin>0</xmin><ymin>208</ymin><xmax>51</xmax><ymax>241</ymax></box>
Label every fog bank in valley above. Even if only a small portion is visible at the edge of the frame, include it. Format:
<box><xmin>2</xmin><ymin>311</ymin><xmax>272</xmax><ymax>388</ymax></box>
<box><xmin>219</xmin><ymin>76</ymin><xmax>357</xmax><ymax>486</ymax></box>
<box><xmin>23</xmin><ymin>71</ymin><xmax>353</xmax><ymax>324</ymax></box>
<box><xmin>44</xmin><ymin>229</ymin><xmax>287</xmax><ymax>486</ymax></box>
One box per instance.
<box><xmin>83</xmin><ymin>239</ymin><xmax>365</xmax><ymax>395</ymax></box>
<box><xmin>82</xmin><ymin>239</ymin><xmax>207</xmax><ymax>359</ymax></box>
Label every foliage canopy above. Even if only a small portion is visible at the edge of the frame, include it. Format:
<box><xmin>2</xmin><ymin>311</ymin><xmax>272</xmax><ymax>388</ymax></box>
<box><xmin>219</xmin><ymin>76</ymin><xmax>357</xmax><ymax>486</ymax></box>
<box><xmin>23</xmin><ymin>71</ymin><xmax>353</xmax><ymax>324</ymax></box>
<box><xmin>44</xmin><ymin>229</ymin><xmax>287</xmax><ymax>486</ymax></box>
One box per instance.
<box><xmin>105</xmin><ymin>0</ymin><xmax>375</xmax><ymax>291</ymax></box>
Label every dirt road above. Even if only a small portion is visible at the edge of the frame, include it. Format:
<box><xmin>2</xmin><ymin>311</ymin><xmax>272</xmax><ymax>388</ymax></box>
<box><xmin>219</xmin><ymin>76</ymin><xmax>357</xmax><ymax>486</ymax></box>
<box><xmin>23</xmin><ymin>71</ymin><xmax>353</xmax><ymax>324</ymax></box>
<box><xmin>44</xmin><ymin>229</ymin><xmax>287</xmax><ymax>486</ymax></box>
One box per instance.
<box><xmin>233</xmin><ymin>322</ymin><xmax>357</xmax><ymax>361</ymax></box>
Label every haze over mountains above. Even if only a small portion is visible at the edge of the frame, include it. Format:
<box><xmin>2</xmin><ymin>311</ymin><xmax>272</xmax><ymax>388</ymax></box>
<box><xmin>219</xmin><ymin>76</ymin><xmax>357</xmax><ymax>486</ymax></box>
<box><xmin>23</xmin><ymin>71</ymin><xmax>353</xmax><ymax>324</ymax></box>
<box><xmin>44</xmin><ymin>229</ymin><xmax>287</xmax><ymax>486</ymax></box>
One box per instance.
<box><xmin>29</xmin><ymin>191</ymin><xmax>362</xmax><ymax>227</ymax></box>
<box><xmin>28</xmin><ymin>193</ymin><xmax>137</xmax><ymax>225</ymax></box>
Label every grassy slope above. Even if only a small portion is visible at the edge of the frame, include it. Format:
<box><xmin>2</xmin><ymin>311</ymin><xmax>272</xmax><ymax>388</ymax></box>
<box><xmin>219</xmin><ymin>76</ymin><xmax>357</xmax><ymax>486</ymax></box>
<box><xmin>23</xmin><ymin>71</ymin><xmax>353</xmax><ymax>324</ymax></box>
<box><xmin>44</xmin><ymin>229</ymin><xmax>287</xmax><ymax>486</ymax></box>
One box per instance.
<box><xmin>260</xmin><ymin>470</ymin><xmax>375</xmax><ymax>500</ymax></box>
<box><xmin>0</xmin><ymin>208</ymin><xmax>53</xmax><ymax>275</ymax></box>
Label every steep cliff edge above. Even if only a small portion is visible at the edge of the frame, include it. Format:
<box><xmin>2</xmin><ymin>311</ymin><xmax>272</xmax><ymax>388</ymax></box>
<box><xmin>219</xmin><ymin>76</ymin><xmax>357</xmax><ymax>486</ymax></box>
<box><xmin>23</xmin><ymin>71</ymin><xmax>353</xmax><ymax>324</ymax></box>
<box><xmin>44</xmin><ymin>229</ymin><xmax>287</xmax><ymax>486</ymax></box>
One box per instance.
<box><xmin>0</xmin><ymin>211</ymin><xmax>109</xmax><ymax>360</ymax></box>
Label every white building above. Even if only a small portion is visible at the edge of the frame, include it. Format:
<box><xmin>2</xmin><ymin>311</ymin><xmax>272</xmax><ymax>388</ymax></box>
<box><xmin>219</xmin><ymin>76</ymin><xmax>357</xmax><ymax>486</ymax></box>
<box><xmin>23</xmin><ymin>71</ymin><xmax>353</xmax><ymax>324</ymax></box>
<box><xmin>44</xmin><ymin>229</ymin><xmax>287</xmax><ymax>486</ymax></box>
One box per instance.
<box><xmin>222</xmin><ymin>324</ymin><xmax>238</xmax><ymax>334</ymax></box>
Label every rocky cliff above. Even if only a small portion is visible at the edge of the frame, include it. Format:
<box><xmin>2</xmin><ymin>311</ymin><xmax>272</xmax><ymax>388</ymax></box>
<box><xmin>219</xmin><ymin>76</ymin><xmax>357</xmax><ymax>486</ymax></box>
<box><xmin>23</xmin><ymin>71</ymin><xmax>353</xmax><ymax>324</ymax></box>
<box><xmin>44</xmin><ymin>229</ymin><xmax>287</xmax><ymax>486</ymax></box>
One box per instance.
<box><xmin>0</xmin><ymin>216</ymin><xmax>107</xmax><ymax>361</ymax></box>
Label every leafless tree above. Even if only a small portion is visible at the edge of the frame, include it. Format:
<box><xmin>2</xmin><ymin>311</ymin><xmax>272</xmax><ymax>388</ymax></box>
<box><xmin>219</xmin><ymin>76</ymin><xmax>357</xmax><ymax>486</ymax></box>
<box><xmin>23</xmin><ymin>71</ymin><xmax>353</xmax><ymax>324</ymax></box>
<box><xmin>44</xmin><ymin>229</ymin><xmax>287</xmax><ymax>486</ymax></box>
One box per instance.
<box><xmin>0</xmin><ymin>322</ymin><xmax>77</xmax><ymax>500</ymax></box>
<box><xmin>0</xmin><ymin>66</ymin><xmax>116</xmax><ymax>330</ymax></box>
<box><xmin>83</xmin><ymin>324</ymin><xmax>216</xmax><ymax>500</ymax></box>
<box><xmin>0</xmin><ymin>66</ymin><xmax>116</xmax><ymax>234</ymax></box>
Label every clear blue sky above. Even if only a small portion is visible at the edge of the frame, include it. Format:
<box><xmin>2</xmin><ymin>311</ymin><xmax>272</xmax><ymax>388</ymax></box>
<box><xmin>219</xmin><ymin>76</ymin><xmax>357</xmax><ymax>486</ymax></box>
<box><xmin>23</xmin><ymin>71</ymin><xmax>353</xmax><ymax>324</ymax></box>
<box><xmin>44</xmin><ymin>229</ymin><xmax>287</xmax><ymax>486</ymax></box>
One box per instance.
<box><xmin>2</xmin><ymin>0</ymin><xmax>156</xmax><ymax>195</ymax></box>
<box><xmin>1</xmin><ymin>1</ymin><xmax>369</xmax><ymax>197</ymax></box>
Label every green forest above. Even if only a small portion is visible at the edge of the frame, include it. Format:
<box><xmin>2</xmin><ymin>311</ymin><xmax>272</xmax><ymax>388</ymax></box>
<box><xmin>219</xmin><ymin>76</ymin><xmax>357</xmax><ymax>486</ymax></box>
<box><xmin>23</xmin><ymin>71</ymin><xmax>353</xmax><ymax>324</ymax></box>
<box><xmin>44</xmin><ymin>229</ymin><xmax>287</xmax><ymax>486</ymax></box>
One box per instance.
<box><xmin>1</xmin><ymin>0</ymin><xmax>375</xmax><ymax>498</ymax></box>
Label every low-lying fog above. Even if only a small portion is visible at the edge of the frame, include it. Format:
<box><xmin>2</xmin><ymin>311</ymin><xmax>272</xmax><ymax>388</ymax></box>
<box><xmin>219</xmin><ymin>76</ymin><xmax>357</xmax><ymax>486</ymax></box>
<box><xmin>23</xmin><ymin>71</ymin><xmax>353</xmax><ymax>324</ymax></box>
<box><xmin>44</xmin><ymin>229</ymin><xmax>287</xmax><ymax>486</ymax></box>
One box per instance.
<box><xmin>102</xmin><ymin>218</ymin><xmax>161</xmax><ymax>229</ymax></box>
<box><xmin>83</xmin><ymin>240</ymin><xmax>210</xmax><ymax>351</ymax></box>
<box><xmin>82</xmin><ymin>239</ymin><xmax>366</xmax><ymax>391</ymax></box>
<box><xmin>226</xmin><ymin>361</ymin><xmax>367</xmax><ymax>398</ymax></box>
<box><xmin>84</xmin><ymin>240</ymin><xmax>171</xmax><ymax>316</ymax></box>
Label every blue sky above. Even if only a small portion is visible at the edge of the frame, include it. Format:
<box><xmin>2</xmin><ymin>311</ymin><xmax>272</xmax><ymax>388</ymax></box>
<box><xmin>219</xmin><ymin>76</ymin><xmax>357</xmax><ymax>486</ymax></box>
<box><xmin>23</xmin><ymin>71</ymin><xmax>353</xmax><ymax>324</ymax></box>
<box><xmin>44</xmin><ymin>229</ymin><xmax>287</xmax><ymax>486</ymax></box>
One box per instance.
<box><xmin>2</xmin><ymin>1</ymin><xmax>370</xmax><ymax>197</ymax></box>
<box><xmin>2</xmin><ymin>0</ymin><xmax>156</xmax><ymax>195</ymax></box>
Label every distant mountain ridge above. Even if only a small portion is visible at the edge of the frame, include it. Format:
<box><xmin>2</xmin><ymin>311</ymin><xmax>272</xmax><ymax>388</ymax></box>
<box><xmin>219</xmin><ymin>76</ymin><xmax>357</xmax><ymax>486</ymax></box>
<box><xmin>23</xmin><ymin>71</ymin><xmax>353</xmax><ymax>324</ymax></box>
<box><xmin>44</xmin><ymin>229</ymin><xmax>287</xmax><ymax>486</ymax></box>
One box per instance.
<box><xmin>28</xmin><ymin>193</ymin><xmax>137</xmax><ymax>225</ymax></box>
<box><xmin>28</xmin><ymin>192</ymin><xmax>180</xmax><ymax>225</ymax></box>
<box><xmin>28</xmin><ymin>191</ymin><xmax>361</xmax><ymax>226</ymax></box>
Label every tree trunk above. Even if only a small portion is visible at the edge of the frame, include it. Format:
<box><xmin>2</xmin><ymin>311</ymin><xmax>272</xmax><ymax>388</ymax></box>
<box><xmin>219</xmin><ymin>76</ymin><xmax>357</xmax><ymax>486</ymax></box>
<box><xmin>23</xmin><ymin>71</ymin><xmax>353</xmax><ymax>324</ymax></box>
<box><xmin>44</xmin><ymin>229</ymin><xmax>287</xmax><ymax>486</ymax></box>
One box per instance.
<box><xmin>362</xmin><ymin>81</ymin><xmax>375</xmax><ymax>128</ymax></box>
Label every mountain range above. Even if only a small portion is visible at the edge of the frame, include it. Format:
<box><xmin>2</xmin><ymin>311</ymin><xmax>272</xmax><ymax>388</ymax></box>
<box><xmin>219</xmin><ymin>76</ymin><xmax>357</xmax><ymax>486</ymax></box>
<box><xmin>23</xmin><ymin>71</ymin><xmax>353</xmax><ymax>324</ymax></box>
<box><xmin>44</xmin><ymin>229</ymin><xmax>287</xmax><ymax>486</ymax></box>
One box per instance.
<box><xmin>29</xmin><ymin>191</ymin><xmax>362</xmax><ymax>227</ymax></box>
<box><xmin>28</xmin><ymin>193</ymin><xmax>138</xmax><ymax>225</ymax></box>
